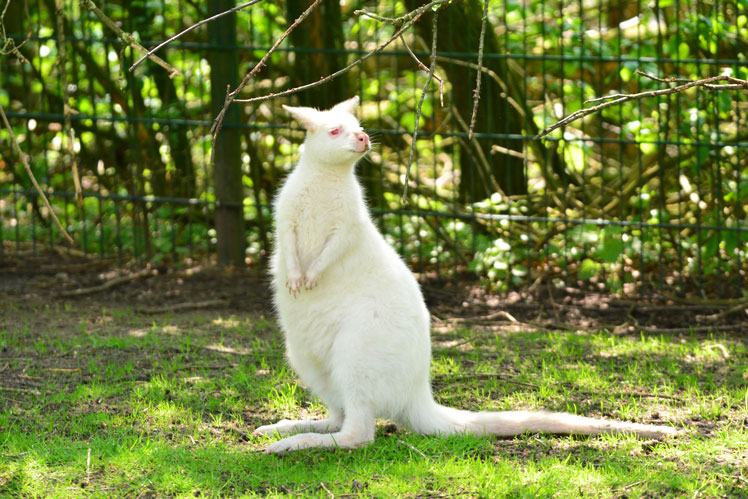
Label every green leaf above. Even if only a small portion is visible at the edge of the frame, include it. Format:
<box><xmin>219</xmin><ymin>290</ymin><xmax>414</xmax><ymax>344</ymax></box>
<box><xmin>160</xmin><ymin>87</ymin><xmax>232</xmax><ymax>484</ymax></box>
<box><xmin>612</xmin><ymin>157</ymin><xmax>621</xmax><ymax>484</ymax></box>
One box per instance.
<box><xmin>703</xmin><ymin>236</ymin><xmax>719</xmax><ymax>259</ymax></box>
<box><xmin>678</xmin><ymin>42</ymin><xmax>690</xmax><ymax>60</ymax></box>
<box><xmin>599</xmin><ymin>237</ymin><xmax>624</xmax><ymax>263</ymax></box>
<box><xmin>579</xmin><ymin>259</ymin><xmax>600</xmax><ymax>280</ymax></box>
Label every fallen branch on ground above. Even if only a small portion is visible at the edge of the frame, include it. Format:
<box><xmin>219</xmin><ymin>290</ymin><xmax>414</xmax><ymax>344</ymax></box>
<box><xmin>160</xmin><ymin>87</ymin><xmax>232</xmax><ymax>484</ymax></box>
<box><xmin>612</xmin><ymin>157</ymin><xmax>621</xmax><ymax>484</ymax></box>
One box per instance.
<box><xmin>434</xmin><ymin>372</ymin><xmax>539</xmax><ymax>389</ymax></box>
<box><xmin>0</xmin><ymin>386</ymin><xmax>41</xmax><ymax>396</ymax></box>
<box><xmin>59</xmin><ymin>267</ymin><xmax>155</xmax><ymax>297</ymax></box>
<box><xmin>697</xmin><ymin>300</ymin><xmax>748</xmax><ymax>323</ymax></box>
<box><xmin>136</xmin><ymin>299</ymin><xmax>229</xmax><ymax>314</ymax></box>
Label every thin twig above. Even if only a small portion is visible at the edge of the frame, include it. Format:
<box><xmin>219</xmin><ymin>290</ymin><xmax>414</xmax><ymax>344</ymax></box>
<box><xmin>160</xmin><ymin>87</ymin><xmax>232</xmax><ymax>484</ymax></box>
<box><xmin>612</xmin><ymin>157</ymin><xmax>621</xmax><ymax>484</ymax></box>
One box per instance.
<box><xmin>55</xmin><ymin>0</ymin><xmax>83</xmax><ymax>206</ymax></box>
<box><xmin>448</xmin><ymin>310</ymin><xmax>520</xmax><ymax>324</ymax></box>
<box><xmin>0</xmin><ymin>103</ymin><xmax>75</xmax><ymax>245</ymax></box>
<box><xmin>400</xmin><ymin>35</ymin><xmax>444</xmax><ymax>106</ymax></box>
<box><xmin>233</xmin><ymin>0</ymin><xmax>459</xmax><ymax>106</ymax></box>
<box><xmin>491</xmin><ymin>144</ymin><xmax>526</xmax><ymax>159</ymax></box>
<box><xmin>434</xmin><ymin>372</ymin><xmax>539</xmax><ymax>390</ymax></box>
<box><xmin>397</xmin><ymin>439</ymin><xmax>428</xmax><ymax>459</ymax></box>
<box><xmin>401</xmin><ymin>8</ymin><xmax>440</xmax><ymax>204</ymax></box>
<box><xmin>451</xmin><ymin>105</ymin><xmax>506</xmax><ymax>196</ymax></box>
<box><xmin>715</xmin><ymin>473</ymin><xmax>748</xmax><ymax>487</ymax></box>
<box><xmin>129</xmin><ymin>0</ymin><xmax>264</xmax><ymax>73</ymax></box>
<box><xmin>535</xmin><ymin>72</ymin><xmax>748</xmax><ymax>139</ymax></box>
<box><xmin>635</xmin><ymin>71</ymin><xmax>693</xmax><ymax>85</ymax></box>
<box><xmin>468</xmin><ymin>0</ymin><xmax>489</xmax><ymax>140</ymax></box>
<box><xmin>319</xmin><ymin>482</ymin><xmax>335</xmax><ymax>499</ymax></box>
<box><xmin>80</xmin><ymin>0</ymin><xmax>179</xmax><ymax>78</ymax></box>
<box><xmin>0</xmin><ymin>0</ymin><xmax>31</xmax><ymax>63</ymax></box>
<box><xmin>355</xmin><ymin>0</ymin><xmax>454</xmax><ymax>29</ymax></box>
<box><xmin>210</xmin><ymin>0</ymin><xmax>323</xmax><ymax>166</ymax></box>
<box><xmin>572</xmin><ymin>390</ymin><xmax>685</xmax><ymax>403</ymax></box>
<box><xmin>638</xmin><ymin>324</ymin><xmax>746</xmax><ymax>335</ymax></box>
<box><xmin>355</xmin><ymin>10</ymin><xmax>394</xmax><ymax>24</ymax></box>
<box><xmin>0</xmin><ymin>386</ymin><xmax>41</xmax><ymax>395</ymax></box>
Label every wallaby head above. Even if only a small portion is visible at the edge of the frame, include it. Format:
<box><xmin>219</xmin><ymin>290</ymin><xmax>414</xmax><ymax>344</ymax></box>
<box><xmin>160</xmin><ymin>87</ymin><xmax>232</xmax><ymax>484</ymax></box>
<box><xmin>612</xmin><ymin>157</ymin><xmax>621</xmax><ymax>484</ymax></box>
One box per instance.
<box><xmin>283</xmin><ymin>96</ymin><xmax>370</xmax><ymax>167</ymax></box>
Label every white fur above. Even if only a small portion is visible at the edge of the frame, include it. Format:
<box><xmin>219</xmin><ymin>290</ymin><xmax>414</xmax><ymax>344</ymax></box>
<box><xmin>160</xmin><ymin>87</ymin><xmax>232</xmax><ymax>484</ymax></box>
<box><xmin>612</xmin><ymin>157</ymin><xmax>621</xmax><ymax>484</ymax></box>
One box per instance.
<box><xmin>254</xmin><ymin>97</ymin><xmax>678</xmax><ymax>453</ymax></box>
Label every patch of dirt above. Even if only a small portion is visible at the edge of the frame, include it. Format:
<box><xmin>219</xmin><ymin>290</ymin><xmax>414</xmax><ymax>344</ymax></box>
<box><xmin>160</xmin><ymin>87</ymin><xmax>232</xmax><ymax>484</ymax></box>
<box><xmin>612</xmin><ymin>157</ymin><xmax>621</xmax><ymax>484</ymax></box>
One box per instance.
<box><xmin>1</xmin><ymin>250</ymin><xmax>271</xmax><ymax>314</ymax></box>
<box><xmin>2</xmin><ymin>249</ymin><xmax>746</xmax><ymax>336</ymax></box>
<box><xmin>423</xmin><ymin>275</ymin><xmax>748</xmax><ymax>336</ymax></box>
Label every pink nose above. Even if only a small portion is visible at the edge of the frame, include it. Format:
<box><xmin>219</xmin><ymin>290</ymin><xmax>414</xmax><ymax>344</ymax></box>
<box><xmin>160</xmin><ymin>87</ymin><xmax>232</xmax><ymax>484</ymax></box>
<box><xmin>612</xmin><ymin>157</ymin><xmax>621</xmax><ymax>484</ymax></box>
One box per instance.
<box><xmin>353</xmin><ymin>131</ymin><xmax>370</xmax><ymax>152</ymax></box>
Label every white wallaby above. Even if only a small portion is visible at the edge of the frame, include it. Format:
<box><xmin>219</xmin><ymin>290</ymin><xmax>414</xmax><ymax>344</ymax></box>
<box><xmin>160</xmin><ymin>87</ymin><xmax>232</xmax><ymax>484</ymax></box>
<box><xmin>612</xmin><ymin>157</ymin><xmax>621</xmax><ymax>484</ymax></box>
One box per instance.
<box><xmin>253</xmin><ymin>97</ymin><xmax>678</xmax><ymax>454</ymax></box>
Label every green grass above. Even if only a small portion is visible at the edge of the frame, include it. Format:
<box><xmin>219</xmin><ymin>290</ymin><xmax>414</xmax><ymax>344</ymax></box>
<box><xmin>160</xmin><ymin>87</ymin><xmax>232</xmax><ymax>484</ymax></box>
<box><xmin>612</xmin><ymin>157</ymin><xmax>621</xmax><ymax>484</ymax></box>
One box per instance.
<box><xmin>1</xmin><ymin>301</ymin><xmax>747</xmax><ymax>498</ymax></box>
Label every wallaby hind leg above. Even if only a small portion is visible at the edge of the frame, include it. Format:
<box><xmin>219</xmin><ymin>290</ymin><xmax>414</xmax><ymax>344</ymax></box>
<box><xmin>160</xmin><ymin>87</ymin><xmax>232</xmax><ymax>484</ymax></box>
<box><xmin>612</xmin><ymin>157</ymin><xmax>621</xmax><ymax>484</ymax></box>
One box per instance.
<box><xmin>253</xmin><ymin>408</ymin><xmax>343</xmax><ymax>437</ymax></box>
<box><xmin>263</xmin><ymin>403</ymin><xmax>374</xmax><ymax>454</ymax></box>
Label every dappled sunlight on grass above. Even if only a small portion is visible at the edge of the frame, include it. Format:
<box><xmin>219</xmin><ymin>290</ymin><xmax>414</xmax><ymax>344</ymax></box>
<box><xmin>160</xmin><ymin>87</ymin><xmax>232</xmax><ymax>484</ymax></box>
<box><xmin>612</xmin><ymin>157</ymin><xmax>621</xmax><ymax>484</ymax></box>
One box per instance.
<box><xmin>203</xmin><ymin>343</ymin><xmax>252</xmax><ymax>355</ymax></box>
<box><xmin>212</xmin><ymin>317</ymin><xmax>242</xmax><ymax>329</ymax></box>
<box><xmin>127</xmin><ymin>328</ymin><xmax>148</xmax><ymax>338</ymax></box>
<box><xmin>1</xmin><ymin>301</ymin><xmax>747</xmax><ymax>497</ymax></box>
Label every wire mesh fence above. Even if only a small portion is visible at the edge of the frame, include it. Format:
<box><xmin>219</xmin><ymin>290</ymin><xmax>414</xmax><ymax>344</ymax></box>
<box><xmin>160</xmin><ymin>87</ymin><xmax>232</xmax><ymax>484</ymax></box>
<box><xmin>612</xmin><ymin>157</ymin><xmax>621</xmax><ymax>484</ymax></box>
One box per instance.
<box><xmin>1</xmin><ymin>0</ymin><xmax>747</xmax><ymax>300</ymax></box>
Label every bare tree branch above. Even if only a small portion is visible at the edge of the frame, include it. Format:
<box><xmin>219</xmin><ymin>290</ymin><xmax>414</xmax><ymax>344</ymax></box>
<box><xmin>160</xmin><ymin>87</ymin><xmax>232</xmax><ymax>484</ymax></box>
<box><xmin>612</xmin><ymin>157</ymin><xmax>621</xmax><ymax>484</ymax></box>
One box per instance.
<box><xmin>402</xmin><ymin>8</ymin><xmax>440</xmax><ymax>204</ymax></box>
<box><xmin>0</xmin><ymin>103</ymin><xmax>75</xmax><ymax>245</ymax></box>
<box><xmin>232</xmin><ymin>0</ymin><xmax>459</xmax><ymax>106</ymax></box>
<box><xmin>80</xmin><ymin>0</ymin><xmax>180</xmax><ymax>78</ymax></box>
<box><xmin>400</xmin><ymin>34</ymin><xmax>444</xmax><ymax>106</ymax></box>
<box><xmin>129</xmin><ymin>0</ymin><xmax>264</xmax><ymax>73</ymax></box>
<box><xmin>209</xmin><ymin>0</ymin><xmax>323</xmax><ymax>166</ymax></box>
<box><xmin>468</xmin><ymin>0</ymin><xmax>489</xmax><ymax>140</ymax></box>
<box><xmin>0</xmin><ymin>0</ymin><xmax>31</xmax><ymax>63</ymax></box>
<box><xmin>356</xmin><ymin>0</ymin><xmax>455</xmax><ymax>29</ymax></box>
<box><xmin>535</xmin><ymin>71</ymin><xmax>748</xmax><ymax>139</ymax></box>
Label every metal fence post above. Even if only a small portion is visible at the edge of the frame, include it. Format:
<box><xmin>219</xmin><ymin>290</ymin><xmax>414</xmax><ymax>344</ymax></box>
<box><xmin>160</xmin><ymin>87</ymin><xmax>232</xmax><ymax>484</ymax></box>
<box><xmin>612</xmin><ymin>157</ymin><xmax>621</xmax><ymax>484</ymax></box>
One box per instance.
<box><xmin>208</xmin><ymin>0</ymin><xmax>245</xmax><ymax>266</ymax></box>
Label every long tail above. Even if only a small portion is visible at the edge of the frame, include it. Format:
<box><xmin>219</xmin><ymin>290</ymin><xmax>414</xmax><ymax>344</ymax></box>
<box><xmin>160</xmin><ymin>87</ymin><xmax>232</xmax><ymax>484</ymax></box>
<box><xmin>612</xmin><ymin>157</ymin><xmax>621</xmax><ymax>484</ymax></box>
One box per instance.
<box><xmin>403</xmin><ymin>395</ymin><xmax>678</xmax><ymax>439</ymax></box>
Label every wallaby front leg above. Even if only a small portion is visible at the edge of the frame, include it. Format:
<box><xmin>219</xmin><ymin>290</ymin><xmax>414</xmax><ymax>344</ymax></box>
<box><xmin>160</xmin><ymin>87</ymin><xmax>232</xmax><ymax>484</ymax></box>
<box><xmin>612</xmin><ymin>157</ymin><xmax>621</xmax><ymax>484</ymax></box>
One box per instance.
<box><xmin>304</xmin><ymin>230</ymin><xmax>345</xmax><ymax>289</ymax></box>
<box><xmin>285</xmin><ymin>227</ymin><xmax>303</xmax><ymax>296</ymax></box>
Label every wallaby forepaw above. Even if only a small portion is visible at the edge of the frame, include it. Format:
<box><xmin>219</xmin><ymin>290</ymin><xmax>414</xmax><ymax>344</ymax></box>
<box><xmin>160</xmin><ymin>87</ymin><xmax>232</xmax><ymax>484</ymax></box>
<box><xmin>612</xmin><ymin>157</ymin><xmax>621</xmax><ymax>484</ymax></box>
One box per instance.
<box><xmin>304</xmin><ymin>276</ymin><xmax>319</xmax><ymax>290</ymax></box>
<box><xmin>286</xmin><ymin>277</ymin><xmax>303</xmax><ymax>297</ymax></box>
<box><xmin>304</xmin><ymin>266</ymin><xmax>320</xmax><ymax>290</ymax></box>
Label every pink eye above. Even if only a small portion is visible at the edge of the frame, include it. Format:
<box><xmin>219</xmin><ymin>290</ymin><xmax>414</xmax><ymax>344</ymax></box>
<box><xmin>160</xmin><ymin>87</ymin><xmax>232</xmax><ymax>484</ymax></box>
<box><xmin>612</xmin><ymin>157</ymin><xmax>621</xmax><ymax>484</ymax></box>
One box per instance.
<box><xmin>329</xmin><ymin>128</ymin><xmax>341</xmax><ymax>136</ymax></box>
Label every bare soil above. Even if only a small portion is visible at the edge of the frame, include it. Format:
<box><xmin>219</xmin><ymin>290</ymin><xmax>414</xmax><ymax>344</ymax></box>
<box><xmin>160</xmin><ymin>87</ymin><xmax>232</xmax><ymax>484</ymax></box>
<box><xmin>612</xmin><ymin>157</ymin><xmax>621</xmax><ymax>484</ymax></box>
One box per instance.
<box><xmin>2</xmin><ymin>248</ymin><xmax>746</xmax><ymax>335</ymax></box>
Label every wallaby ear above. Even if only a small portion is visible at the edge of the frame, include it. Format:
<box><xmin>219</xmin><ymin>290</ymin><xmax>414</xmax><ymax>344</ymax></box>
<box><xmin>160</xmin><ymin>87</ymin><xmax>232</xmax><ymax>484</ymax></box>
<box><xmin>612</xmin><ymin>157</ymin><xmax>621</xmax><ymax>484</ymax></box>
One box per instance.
<box><xmin>283</xmin><ymin>105</ymin><xmax>320</xmax><ymax>131</ymax></box>
<box><xmin>329</xmin><ymin>96</ymin><xmax>360</xmax><ymax>116</ymax></box>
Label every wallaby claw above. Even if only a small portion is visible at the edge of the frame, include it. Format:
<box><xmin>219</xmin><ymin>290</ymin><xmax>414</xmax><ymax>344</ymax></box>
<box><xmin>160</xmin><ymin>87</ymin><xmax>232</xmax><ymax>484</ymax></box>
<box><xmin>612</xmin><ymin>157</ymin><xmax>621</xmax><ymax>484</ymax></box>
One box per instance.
<box><xmin>286</xmin><ymin>277</ymin><xmax>302</xmax><ymax>297</ymax></box>
<box><xmin>304</xmin><ymin>276</ymin><xmax>318</xmax><ymax>290</ymax></box>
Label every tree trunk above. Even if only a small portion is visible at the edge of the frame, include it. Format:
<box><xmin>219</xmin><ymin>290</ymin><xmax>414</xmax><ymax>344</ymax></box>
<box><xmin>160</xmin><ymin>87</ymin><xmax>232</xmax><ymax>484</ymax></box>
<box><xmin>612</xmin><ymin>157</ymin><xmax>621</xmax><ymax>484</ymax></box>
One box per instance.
<box><xmin>286</xmin><ymin>0</ymin><xmax>349</xmax><ymax>109</ymax></box>
<box><xmin>209</xmin><ymin>0</ymin><xmax>245</xmax><ymax>266</ymax></box>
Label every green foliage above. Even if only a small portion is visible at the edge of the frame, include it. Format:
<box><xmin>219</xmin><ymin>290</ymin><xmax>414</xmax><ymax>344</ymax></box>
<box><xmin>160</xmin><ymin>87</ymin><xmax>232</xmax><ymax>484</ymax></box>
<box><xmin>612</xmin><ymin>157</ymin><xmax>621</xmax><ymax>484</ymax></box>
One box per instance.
<box><xmin>1</xmin><ymin>0</ymin><xmax>747</xmax><ymax>297</ymax></box>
